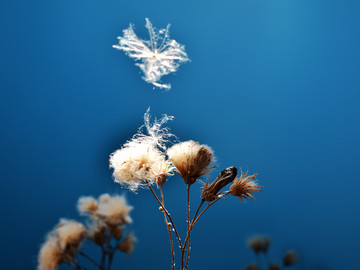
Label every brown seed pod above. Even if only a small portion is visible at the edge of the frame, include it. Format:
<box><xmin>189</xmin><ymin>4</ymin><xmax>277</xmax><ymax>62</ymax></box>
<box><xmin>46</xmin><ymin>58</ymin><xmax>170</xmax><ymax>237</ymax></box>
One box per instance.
<box><xmin>202</xmin><ymin>166</ymin><xmax>238</xmax><ymax>201</ymax></box>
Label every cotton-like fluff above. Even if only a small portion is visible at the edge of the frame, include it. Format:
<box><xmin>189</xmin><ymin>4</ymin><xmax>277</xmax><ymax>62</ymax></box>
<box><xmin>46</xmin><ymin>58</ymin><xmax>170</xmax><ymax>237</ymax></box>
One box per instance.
<box><xmin>110</xmin><ymin>108</ymin><xmax>175</xmax><ymax>191</ymax></box>
<box><xmin>118</xmin><ymin>233</ymin><xmax>137</xmax><ymax>254</ymax></box>
<box><xmin>110</xmin><ymin>143</ymin><xmax>171</xmax><ymax>190</ymax></box>
<box><xmin>96</xmin><ymin>195</ymin><xmax>133</xmax><ymax>226</ymax></box>
<box><xmin>56</xmin><ymin>219</ymin><xmax>86</xmax><ymax>252</ymax></box>
<box><xmin>77</xmin><ymin>196</ymin><xmax>98</xmax><ymax>215</ymax></box>
<box><xmin>167</xmin><ymin>140</ymin><xmax>214</xmax><ymax>185</ymax></box>
<box><xmin>98</xmin><ymin>193</ymin><xmax>111</xmax><ymax>203</ymax></box>
<box><xmin>38</xmin><ymin>236</ymin><xmax>63</xmax><ymax>270</ymax></box>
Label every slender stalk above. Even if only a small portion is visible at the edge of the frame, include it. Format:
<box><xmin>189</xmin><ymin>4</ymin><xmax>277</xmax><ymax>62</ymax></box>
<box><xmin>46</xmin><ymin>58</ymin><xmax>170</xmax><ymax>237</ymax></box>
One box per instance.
<box><xmin>100</xmin><ymin>241</ymin><xmax>107</xmax><ymax>269</ymax></box>
<box><xmin>192</xmin><ymin>191</ymin><xmax>230</xmax><ymax>227</ymax></box>
<box><xmin>107</xmin><ymin>252</ymin><xmax>114</xmax><ymax>270</ymax></box>
<box><xmin>145</xmin><ymin>180</ymin><xmax>182</xmax><ymax>247</ymax></box>
<box><xmin>184</xmin><ymin>199</ymin><xmax>204</xmax><ymax>269</ymax></box>
<box><xmin>79</xmin><ymin>251</ymin><xmax>103</xmax><ymax>270</ymax></box>
<box><xmin>160</xmin><ymin>184</ymin><xmax>176</xmax><ymax>270</ymax></box>
<box><xmin>181</xmin><ymin>184</ymin><xmax>191</xmax><ymax>270</ymax></box>
<box><xmin>183</xmin><ymin>192</ymin><xmax>230</xmax><ymax>252</ymax></box>
<box><xmin>184</xmin><ymin>184</ymin><xmax>193</xmax><ymax>270</ymax></box>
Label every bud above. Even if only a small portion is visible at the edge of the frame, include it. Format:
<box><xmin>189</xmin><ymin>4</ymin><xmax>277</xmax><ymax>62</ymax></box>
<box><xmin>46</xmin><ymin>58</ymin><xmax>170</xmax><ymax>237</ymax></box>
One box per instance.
<box><xmin>247</xmin><ymin>236</ymin><xmax>263</xmax><ymax>253</ymax></box>
<box><xmin>155</xmin><ymin>174</ymin><xmax>166</xmax><ymax>185</ymax></box>
<box><xmin>118</xmin><ymin>233</ymin><xmax>137</xmax><ymax>254</ymax></box>
<box><xmin>109</xmin><ymin>225</ymin><xmax>123</xmax><ymax>240</ymax></box>
<box><xmin>202</xmin><ymin>167</ymin><xmax>237</xmax><ymax>201</ymax></box>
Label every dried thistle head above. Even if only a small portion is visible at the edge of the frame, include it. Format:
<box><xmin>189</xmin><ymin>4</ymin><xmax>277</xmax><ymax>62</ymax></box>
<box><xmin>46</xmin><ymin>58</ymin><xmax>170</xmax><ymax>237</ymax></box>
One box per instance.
<box><xmin>77</xmin><ymin>196</ymin><xmax>98</xmax><ymax>215</ymax></box>
<box><xmin>38</xmin><ymin>236</ymin><xmax>63</xmax><ymax>270</ymax></box>
<box><xmin>167</xmin><ymin>140</ymin><xmax>214</xmax><ymax>185</ymax></box>
<box><xmin>247</xmin><ymin>235</ymin><xmax>270</xmax><ymax>254</ymax></box>
<box><xmin>87</xmin><ymin>222</ymin><xmax>106</xmax><ymax>246</ymax></box>
<box><xmin>54</xmin><ymin>219</ymin><xmax>86</xmax><ymax>263</ymax></box>
<box><xmin>283</xmin><ymin>250</ymin><xmax>298</xmax><ymax>266</ymax></box>
<box><xmin>109</xmin><ymin>225</ymin><xmax>123</xmax><ymax>240</ymax></box>
<box><xmin>229</xmin><ymin>170</ymin><xmax>262</xmax><ymax>201</ymax></box>
<box><xmin>109</xmin><ymin>108</ymin><xmax>175</xmax><ymax>191</ymax></box>
<box><xmin>247</xmin><ymin>236</ymin><xmax>264</xmax><ymax>253</ymax></box>
<box><xmin>96</xmin><ymin>195</ymin><xmax>133</xmax><ymax>226</ymax></box>
<box><xmin>118</xmin><ymin>233</ymin><xmax>137</xmax><ymax>254</ymax></box>
<box><xmin>56</xmin><ymin>219</ymin><xmax>86</xmax><ymax>251</ymax></box>
<box><xmin>202</xmin><ymin>166</ymin><xmax>237</xmax><ymax>201</ymax></box>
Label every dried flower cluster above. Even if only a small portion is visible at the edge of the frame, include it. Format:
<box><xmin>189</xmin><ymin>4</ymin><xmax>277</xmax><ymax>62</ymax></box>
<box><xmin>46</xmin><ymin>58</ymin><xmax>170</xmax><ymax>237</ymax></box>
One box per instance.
<box><xmin>245</xmin><ymin>235</ymin><xmax>298</xmax><ymax>270</ymax></box>
<box><xmin>38</xmin><ymin>194</ymin><xmax>136</xmax><ymax>270</ymax></box>
<box><xmin>109</xmin><ymin>109</ymin><xmax>262</xmax><ymax>270</ymax></box>
<box><xmin>113</xmin><ymin>18</ymin><xmax>189</xmax><ymax>89</ymax></box>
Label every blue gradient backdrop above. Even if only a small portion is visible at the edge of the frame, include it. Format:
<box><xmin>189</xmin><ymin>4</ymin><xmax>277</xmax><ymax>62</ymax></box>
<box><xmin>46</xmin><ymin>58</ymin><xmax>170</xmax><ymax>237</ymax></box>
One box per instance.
<box><xmin>1</xmin><ymin>0</ymin><xmax>359</xmax><ymax>269</ymax></box>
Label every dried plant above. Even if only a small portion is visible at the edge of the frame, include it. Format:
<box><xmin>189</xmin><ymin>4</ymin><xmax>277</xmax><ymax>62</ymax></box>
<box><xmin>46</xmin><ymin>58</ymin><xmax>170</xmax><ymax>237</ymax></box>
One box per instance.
<box><xmin>245</xmin><ymin>235</ymin><xmax>298</xmax><ymax>270</ymax></box>
<box><xmin>38</xmin><ymin>194</ymin><xmax>136</xmax><ymax>270</ymax></box>
<box><xmin>113</xmin><ymin>18</ymin><xmax>189</xmax><ymax>89</ymax></box>
<box><xmin>109</xmin><ymin>109</ymin><xmax>262</xmax><ymax>270</ymax></box>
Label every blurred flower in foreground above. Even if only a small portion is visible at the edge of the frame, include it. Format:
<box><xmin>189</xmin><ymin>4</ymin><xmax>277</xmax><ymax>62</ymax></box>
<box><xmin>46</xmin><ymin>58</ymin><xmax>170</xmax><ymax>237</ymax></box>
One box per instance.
<box><xmin>38</xmin><ymin>194</ymin><xmax>136</xmax><ymax>270</ymax></box>
<box><xmin>113</xmin><ymin>18</ymin><xmax>189</xmax><ymax>89</ymax></box>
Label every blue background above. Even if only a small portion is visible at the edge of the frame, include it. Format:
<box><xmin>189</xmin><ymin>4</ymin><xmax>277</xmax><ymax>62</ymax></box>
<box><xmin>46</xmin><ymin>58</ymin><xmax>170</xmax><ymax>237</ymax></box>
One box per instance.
<box><xmin>1</xmin><ymin>0</ymin><xmax>359</xmax><ymax>269</ymax></box>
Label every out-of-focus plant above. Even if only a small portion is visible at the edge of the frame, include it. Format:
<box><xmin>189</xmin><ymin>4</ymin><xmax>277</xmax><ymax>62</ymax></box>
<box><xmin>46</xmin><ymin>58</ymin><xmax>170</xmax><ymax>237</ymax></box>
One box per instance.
<box><xmin>109</xmin><ymin>108</ymin><xmax>262</xmax><ymax>270</ymax></box>
<box><xmin>38</xmin><ymin>194</ymin><xmax>136</xmax><ymax>270</ymax></box>
<box><xmin>245</xmin><ymin>235</ymin><xmax>298</xmax><ymax>270</ymax></box>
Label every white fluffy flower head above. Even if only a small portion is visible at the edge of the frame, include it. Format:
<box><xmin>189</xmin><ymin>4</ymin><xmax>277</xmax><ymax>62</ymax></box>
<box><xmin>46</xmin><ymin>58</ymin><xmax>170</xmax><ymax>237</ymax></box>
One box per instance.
<box><xmin>110</xmin><ymin>108</ymin><xmax>175</xmax><ymax>191</ymax></box>
<box><xmin>96</xmin><ymin>195</ymin><xmax>133</xmax><ymax>226</ymax></box>
<box><xmin>113</xmin><ymin>18</ymin><xmax>189</xmax><ymax>89</ymax></box>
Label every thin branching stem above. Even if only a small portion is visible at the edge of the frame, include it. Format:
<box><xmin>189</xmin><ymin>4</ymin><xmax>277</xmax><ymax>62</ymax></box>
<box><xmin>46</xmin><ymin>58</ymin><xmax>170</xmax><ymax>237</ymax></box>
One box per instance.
<box><xmin>181</xmin><ymin>184</ymin><xmax>191</xmax><ymax>270</ymax></box>
<box><xmin>184</xmin><ymin>184</ymin><xmax>193</xmax><ymax>270</ymax></box>
<box><xmin>184</xmin><ymin>199</ymin><xmax>204</xmax><ymax>269</ymax></box>
<box><xmin>100</xmin><ymin>241</ymin><xmax>107</xmax><ymax>269</ymax></box>
<box><xmin>79</xmin><ymin>251</ymin><xmax>103</xmax><ymax>270</ymax></box>
<box><xmin>107</xmin><ymin>252</ymin><xmax>114</xmax><ymax>270</ymax></box>
<box><xmin>160</xmin><ymin>184</ymin><xmax>176</xmax><ymax>270</ymax></box>
<box><xmin>145</xmin><ymin>180</ymin><xmax>182</xmax><ymax>247</ymax></box>
<box><xmin>192</xmin><ymin>191</ymin><xmax>230</xmax><ymax>227</ymax></box>
<box><xmin>183</xmin><ymin>192</ymin><xmax>230</xmax><ymax>251</ymax></box>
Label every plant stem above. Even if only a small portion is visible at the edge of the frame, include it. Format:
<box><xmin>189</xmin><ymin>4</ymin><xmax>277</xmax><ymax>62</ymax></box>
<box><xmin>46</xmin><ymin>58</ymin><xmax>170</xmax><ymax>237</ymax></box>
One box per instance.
<box><xmin>181</xmin><ymin>184</ymin><xmax>191</xmax><ymax>270</ymax></box>
<box><xmin>107</xmin><ymin>252</ymin><xmax>114</xmax><ymax>270</ymax></box>
<box><xmin>145</xmin><ymin>180</ymin><xmax>182</xmax><ymax>247</ymax></box>
<box><xmin>79</xmin><ymin>251</ymin><xmax>103</xmax><ymax>270</ymax></box>
<box><xmin>160</xmin><ymin>184</ymin><xmax>176</xmax><ymax>270</ymax></box>
<box><xmin>183</xmin><ymin>192</ymin><xmax>230</xmax><ymax>253</ymax></box>
<box><xmin>185</xmin><ymin>185</ymin><xmax>192</xmax><ymax>270</ymax></box>
<box><xmin>184</xmin><ymin>199</ymin><xmax>204</xmax><ymax>269</ymax></box>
